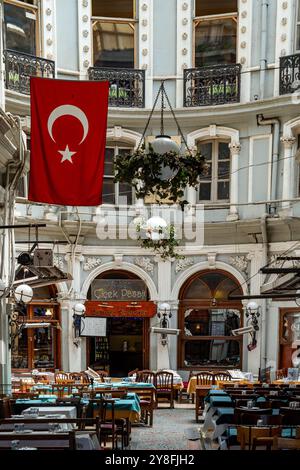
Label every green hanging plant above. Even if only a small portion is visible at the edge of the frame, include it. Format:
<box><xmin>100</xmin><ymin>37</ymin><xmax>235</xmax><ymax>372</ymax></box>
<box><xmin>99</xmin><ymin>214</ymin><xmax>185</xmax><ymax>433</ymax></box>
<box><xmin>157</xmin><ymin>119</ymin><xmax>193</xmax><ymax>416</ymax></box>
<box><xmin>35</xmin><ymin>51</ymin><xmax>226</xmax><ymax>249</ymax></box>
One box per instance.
<box><xmin>114</xmin><ymin>144</ymin><xmax>207</xmax><ymax>208</ymax></box>
<box><xmin>134</xmin><ymin>219</ymin><xmax>184</xmax><ymax>261</ymax></box>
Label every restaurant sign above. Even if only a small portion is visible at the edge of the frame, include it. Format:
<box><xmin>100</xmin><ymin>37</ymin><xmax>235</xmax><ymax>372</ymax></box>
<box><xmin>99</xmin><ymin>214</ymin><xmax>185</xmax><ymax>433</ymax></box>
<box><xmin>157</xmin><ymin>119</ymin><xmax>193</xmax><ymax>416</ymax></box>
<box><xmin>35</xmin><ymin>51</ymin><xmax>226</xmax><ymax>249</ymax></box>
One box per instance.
<box><xmin>91</xmin><ymin>279</ymin><xmax>147</xmax><ymax>301</ymax></box>
<box><xmin>85</xmin><ymin>301</ymin><xmax>157</xmax><ymax>318</ymax></box>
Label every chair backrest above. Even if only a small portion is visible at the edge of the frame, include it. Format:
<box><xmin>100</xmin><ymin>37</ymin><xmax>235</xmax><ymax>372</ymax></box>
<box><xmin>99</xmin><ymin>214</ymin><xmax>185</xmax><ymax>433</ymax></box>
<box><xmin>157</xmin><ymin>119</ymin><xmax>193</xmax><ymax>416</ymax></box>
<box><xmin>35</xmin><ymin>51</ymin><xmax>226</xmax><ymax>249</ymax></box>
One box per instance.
<box><xmin>155</xmin><ymin>372</ymin><xmax>174</xmax><ymax>390</ymax></box>
<box><xmin>258</xmin><ymin>366</ymin><xmax>272</xmax><ymax>384</ymax></box>
<box><xmin>54</xmin><ymin>372</ymin><xmax>70</xmax><ymax>383</ymax></box>
<box><xmin>273</xmin><ymin>437</ymin><xmax>300</xmax><ymax>450</ymax></box>
<box><xmin>0</xmin><ymin>398</ymin><xmax>12</xmax><ymax>419</ymax></box>
<box><xmin>240</xmin><ymin>413</ymin><xmax>283</xmax><ymax>425</ymax></box>
<box><xmin>136</xmin><ymin>370</ymin><xmax>155</xmax><ymax>384</ymax></box>
<box><xmin>234</xmin><ymin>407</ymin><xmax>272</xmax><ymax>424</ymax></box>
<box><xmin>276</xmin><ymin>368</ymin><xmax>288</xmax><ymax>380</ymax></box>
<box><xmin>213</xmin><ymin>372</ymin><xmax>231</xmax><ymax>383</ymax></box>
<box><xmin>194</xmin><ymin>372</ymin><xmax>214</xmax><ymax>386</ymax></box>
<box><xmin>93</xmin><ymin>398</ymin><xmax>115</xmax><ymax>424</ymax></box>
<box><xmin>68</xmin><ymin>372</ymin><xmax>86</xmax><ymax>383</ymax></box>
<box><xmin>280</xmin><ymin>408</ymin><xmax>300</xmax><ymax>425</ymax></box>
<box><xmin>128</xmin><ymin>368</ymin><xmax>139</xmax><ymax>377</ymax></box>
<box><xmin>51</xmin><ymin>384</ymin><xmax>73</xmax><ymax>398</ymax></box>
<box><xmin>237</xmin><ymin>425</ymin><xmax>280</xmax><ymax>449</ymax></box>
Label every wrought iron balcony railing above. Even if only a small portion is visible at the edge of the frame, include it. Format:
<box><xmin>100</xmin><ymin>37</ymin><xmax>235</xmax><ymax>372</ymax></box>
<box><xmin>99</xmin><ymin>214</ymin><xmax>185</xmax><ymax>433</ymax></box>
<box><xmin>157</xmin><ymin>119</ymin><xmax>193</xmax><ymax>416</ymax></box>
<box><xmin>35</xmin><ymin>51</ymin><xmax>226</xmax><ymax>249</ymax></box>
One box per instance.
<box><xmin>183</xmin><ymin>63</ymin><xmax>241</xmax><ymax>107</ymax></box>
<box><xmin>3</xmin><ymin>49</ymin><xmax>55</xmax><ymax>95</ymax></box>
<box><xmin>280</xmin><ymin>53</ymin><xmax>300</xmax><ymax>95</ymax></box>
<box><xmin>88</xmin><ymin>66</ymin><xmax>145</xmax><ymax>108</ymax></box>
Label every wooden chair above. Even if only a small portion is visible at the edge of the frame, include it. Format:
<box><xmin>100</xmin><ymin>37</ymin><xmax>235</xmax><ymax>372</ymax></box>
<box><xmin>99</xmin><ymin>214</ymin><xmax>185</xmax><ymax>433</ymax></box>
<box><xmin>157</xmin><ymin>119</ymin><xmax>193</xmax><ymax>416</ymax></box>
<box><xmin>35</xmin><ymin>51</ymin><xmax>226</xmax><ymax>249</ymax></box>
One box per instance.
<box><xmin>252</xmin><ymin>436</ymin><xmax>276</xmax><ymax>450</ymax></box>
<box><xmin>234</xmin><ymin>407</ymin><xmax>272</xmax><ymax>424</ymax></box>
<box><xmin>0</xmin><ymin>399</ymin><xmax>12</xmax><ymax>419</ymax></box>
<box><xmin>258</xmin><ymin>366</ymin><xmax>272</xmax><ymax>384</ymax></box>
<box><xmin>276</xmin><ymin>368</ymin><xmax>288</xmax><ymax>380</ymax></box>
<box><xmin>128</xmin><ymin>368</ymin><xmax>139</xmax><ymax>377</ymax></box>
<box><xmin>237</xmin><ymin>425</ymin><xmax>281</xmax><ymax>450</ymax></box>
<box><xmin>280</xmin><ymin>408</ymin><xmax>300</xmax><ymax>425</ymax></box>
<box><xmin>155</xmin><ymin>371</ymin><xmax>174</xmax><ymax>408</ymax></box>
<box><xmin>194</xmin><ymin>372</ymin><xmax>214</xmax><ymax>420</ymax></box>
<box><xmin>240</xmin><ymin>413</ymin><xmax>283</xmax><ymax>426</ymax></box>
<box><xmin>93</xmin><ymin>398</ymin><xmax>126</xmax><ymax>450</ymax></box>
<box><xmin>68</xmin><ymin>372</ymin><xmax>86</xmax><ymax>383</ymax></box>
<box><xmin>178</xmin><ymin>370</ymin><xmax>194</xmax><ymax>404</ymax></box>
<box><xmin>51</xmin><ymin>384</ymin><xmax>73</xmax><ymax>398</ymax></box>
<box><xmin>138</xmin><ymin>389</ymin><xmax>155</xmax><ymax>426</ymax></box>
<box><xmin>55</xmin><ymin>397</ymin><xmax>83</xmax><ymax>418</ymax></box>
<box><xmin>96</xmin><ymin>370</ymin><xmax>109</xmax><ymax>383</ymax></box>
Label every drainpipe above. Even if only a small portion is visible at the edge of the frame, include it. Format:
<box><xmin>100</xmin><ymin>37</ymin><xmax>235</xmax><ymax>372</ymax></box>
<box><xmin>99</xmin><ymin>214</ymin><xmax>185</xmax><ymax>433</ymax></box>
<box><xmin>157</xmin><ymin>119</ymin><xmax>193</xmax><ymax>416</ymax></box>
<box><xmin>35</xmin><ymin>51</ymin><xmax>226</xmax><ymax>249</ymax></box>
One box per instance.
<box><xmin>257</xmin><ymin>114</ymin><xmax>280</xmax><ymax>204</ymax></box>
<box><xmin>260</xmin><ymin>213</ymin><xmax>269</xmax><ymax>370</ymax></box>
<box><xmin>260</xmin><ymin>0</ymin><xmax>269</xmax><ymax>99</ymax></box>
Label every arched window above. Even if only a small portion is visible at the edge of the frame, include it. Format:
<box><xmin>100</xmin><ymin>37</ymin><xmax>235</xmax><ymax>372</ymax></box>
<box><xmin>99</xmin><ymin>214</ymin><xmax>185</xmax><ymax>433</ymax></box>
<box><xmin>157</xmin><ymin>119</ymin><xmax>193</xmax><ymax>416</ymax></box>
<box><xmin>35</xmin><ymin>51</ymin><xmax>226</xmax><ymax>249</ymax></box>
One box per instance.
<box><xmin>198</xmin><ymin>140</ymin><xmax>230</xmax><ymax>203</ymax></box>
<box><xmin>178</xmin><ymin>270</ymin><xmax>243</xmax><ymax>369</ymax></box>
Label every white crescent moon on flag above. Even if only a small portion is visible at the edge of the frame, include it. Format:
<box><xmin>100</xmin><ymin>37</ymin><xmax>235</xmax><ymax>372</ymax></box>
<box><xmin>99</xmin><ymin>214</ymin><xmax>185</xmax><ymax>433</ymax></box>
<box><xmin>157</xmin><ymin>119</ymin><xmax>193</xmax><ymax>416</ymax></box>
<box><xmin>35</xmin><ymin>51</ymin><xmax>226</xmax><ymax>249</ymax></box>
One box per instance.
<box><xmin>47</xmin><ymin>104</ymin><xmax>89</xmax><ymax>145</ymax></box>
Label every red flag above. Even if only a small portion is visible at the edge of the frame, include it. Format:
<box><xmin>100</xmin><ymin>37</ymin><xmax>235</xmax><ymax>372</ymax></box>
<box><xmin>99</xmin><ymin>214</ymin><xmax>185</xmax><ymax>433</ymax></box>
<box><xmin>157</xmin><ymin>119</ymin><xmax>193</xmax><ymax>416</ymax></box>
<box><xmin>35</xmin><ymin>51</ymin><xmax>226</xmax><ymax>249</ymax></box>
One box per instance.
<box><xmin>29</xmin><ymin>77</ymin><xmax>109</xmax><ymax>206</ymax></box>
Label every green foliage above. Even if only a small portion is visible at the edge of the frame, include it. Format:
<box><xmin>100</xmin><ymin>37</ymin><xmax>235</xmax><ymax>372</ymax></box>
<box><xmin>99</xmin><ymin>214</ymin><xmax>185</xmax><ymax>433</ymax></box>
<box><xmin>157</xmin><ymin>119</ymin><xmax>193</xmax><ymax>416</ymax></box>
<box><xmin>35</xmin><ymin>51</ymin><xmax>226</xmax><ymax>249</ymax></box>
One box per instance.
<box><xmin>136</xmin><ymin>223</ymin><xmax>184</xmax><ymax>261</ymax></box>
<box><xmin>114</xmin><ymin>145</ymin><xmax>207</xmax><ymax>208</ymax></box>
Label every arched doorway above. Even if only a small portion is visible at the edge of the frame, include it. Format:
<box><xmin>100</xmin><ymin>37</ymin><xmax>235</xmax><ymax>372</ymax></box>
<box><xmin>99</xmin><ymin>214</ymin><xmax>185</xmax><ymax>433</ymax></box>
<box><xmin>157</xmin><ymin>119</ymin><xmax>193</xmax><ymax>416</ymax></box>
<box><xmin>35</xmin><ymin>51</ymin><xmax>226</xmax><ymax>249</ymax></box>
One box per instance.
<box><xmin>178</xmin><ymin>270</ymin><xmax>243</xmax><ymax>370</ymax></box>
<box><xmin>11</xmin><ymin>285</ymin><xmax>61</xmax><ymax>371</ymax></box>
<box><xmin>85</xmin><ymin>270</ymin><xmax>156</xmax><ymax>377</ymax></box>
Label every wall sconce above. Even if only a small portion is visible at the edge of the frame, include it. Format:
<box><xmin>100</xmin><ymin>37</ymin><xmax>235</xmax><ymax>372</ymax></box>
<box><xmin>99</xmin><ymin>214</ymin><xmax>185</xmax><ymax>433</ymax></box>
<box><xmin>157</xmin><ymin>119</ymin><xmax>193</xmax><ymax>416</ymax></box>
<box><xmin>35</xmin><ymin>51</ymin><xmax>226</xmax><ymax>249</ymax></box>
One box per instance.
<box><xmin>72</xmin><ymin>303</ymin><xmax>86</xmax><ymax>338</ymax></box>
<box><xmin>245</xmin><ymin>301</ymin><xmax>260</xmax><ymax>351</ymax></box>
<box><xmin>157</xmin><ymin>302</ymin><xmax>172</xmax><ymax>346</ymax></box>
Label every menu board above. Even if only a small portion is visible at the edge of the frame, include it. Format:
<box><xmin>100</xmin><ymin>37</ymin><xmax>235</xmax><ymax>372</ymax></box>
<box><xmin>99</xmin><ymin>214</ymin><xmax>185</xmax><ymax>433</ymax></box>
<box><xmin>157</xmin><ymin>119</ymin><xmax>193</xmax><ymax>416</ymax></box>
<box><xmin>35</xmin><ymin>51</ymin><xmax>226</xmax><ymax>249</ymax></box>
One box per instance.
<box><xmin>91</xmin><ymin>279</ymin><xmax>147</xmax><ymax>301</ymax></box>
<box><xmin>80</xmin><ymin>317</ymin><xmax>107</xmax><ymax>337</ymax></box>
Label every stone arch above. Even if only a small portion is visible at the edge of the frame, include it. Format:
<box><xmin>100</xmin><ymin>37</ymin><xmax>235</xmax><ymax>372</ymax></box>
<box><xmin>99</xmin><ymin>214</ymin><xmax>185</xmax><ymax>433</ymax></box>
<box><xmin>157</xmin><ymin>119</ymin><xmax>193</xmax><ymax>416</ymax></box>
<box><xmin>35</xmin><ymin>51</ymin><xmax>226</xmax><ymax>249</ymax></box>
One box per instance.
<box><xmin>80</xmin><ymin>261</ymin><xmax>158</xmax><ymax>301</ymax></box>
<box><xmin>106</xmin><ymin>126</ymin><xmax>143</xmax><ymax>149</ymax></box>
<box><xmin>186</xmin><ymin>125</ymin><xmax>240</xmax><ymax>148</ymax></box>
<box><xmin>171</xmin><ymin>260</ymin><xmax>248</xmax><ymax>302</ymax></box>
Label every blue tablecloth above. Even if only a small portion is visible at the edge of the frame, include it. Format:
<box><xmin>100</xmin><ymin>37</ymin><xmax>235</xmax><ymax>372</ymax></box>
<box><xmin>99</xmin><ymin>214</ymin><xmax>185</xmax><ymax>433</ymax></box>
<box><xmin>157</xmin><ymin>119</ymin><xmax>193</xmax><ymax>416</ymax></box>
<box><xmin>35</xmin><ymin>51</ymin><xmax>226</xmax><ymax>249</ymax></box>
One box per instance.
<box><xmin>204</xmin><ymin>390</ymin><xmax>227</xmax><ymax>403</ymax></box>
<box><xmin>208</xmin><ymin>396</ymin><xmax>233</xmax><ymax>407</ymax></box>
<box><xmin>93</xmin><ymin>382</ymin><xmax>155</xmax><ymax>389</ymax></box>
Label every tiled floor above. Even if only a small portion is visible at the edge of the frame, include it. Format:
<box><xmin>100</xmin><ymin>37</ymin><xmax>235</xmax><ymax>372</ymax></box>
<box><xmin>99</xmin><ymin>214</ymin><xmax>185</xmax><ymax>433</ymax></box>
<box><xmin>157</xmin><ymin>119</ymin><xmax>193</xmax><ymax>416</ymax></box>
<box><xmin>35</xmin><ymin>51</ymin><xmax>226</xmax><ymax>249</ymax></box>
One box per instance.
<box><xmin>130</xmin><ymin>404</ymin><xmax>202</xmax><ymax>450</ymax></box>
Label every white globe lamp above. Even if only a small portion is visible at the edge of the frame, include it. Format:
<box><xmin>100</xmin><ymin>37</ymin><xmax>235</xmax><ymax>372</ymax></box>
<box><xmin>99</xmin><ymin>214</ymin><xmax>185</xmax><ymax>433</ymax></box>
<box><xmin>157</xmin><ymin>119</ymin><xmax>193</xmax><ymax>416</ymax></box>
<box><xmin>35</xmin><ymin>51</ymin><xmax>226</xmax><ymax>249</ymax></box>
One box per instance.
<box><xmin>146</xmin><ymin>216</ymin><xmax>168</xmax><ymax>241</ymax></box>
<box><xmin>159</xmin><ymin>302</ymin><xmax>171</xmax><ymax>312</ymax></box>
<box><xmin>246</xmin><ymin>301</ymin><xmax>259</xmax><ymax>313</ymax></box>
<box><xmin>73</xmin><ymin>303</ymin><xmax>86</xmax><ymax>316</ymax></box>
<box><xmin>151</xmin><ymin>135</ymin><xmax>180</xmax><ymax>156</ymax></box>
<box><xmin>14</xmin><ymin>284</ymin><xmax>33</xmax><ymax>304</ymax></box>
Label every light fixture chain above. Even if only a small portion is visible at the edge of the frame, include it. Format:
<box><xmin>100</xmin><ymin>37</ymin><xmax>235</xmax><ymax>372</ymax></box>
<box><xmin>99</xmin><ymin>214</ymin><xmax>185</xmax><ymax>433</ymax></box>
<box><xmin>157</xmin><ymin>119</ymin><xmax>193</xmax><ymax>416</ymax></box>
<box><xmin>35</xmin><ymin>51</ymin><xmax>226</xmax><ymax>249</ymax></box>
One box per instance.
<box><xmin>160</xmin><ymin>81</ymin><xmax>165</xmax><ymax>136</ymax></box>
<box><xmin>137</xmin><ymin>82</ymin><xmax>164</xmax><ymax>150</ymax></box>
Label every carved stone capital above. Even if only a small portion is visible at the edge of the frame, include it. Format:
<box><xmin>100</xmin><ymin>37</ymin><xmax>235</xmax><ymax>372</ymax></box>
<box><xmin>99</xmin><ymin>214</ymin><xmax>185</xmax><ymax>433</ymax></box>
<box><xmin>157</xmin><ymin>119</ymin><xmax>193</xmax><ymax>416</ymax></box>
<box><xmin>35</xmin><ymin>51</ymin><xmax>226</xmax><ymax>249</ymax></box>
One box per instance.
<box><xmin>229</xmin><ymin>141</ymin><xmax>241</xmax><ymax>155</ymax></box>
<box><xmin>281</xmin><ymin>136</ymin><xmax>296</xmax><ymax>149</ymax></box>
<box><xmin>207</xmin><ymin>252</ymin><xmax>217</xmax><ymax>269</ymax></box>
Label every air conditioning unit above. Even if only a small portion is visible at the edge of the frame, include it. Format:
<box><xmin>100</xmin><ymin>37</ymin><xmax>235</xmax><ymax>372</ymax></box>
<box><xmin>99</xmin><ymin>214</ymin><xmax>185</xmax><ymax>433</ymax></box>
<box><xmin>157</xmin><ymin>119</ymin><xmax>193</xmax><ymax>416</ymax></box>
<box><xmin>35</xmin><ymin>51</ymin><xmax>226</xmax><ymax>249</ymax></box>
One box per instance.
<box><xmin>232</xmin><ymin>325</ymin><xmax>254</xmax><ymax>336</ymax></box>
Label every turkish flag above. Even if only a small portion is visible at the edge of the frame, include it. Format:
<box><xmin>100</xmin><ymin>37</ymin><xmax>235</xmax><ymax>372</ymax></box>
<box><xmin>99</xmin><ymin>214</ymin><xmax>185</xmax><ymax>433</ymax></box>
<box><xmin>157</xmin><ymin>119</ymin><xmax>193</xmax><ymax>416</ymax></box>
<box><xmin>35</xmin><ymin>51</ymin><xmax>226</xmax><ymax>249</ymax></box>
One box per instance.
<box><xmin>29</xmin><ymin>77</ymin><xmax>109</xmax><ymax>206</ymax></box>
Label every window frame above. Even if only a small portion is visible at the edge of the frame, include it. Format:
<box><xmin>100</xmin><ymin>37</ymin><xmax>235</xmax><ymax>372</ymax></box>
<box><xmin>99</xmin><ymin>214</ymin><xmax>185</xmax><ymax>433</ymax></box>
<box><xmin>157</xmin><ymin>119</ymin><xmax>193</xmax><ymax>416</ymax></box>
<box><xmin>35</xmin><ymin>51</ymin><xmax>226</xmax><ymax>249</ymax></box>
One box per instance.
<box><xmin>4</xmin><ymin>0</ymin><xmax>41</xmax><ymax>56</ymax></box>
<box><xmin>103</xmin><ymin>143</ymin><xmax>135</xmax><ymax>206</ymax></box>
<box><xmin>197</xmin><ymin>139</ymin><xmax>231</xmax><ymax>205</ymax></box>
<box><xmin>91</xmin><ymin>0</ymin><xmax>137</xmax><ymax>69</ymax></box>
<box><xmin>193</xmin><ymin>9</ymin><xmax>238</xmax><ymax>68</ymax></box>
<box><xmin>296</xmin><ymin>0</ymin><xmax>300</xmax><ymax>52</ymax></box>
<box><xmin>11</xmin><ymin>301</ymin><xmax>61</xmax><ymax>372</ymax></box>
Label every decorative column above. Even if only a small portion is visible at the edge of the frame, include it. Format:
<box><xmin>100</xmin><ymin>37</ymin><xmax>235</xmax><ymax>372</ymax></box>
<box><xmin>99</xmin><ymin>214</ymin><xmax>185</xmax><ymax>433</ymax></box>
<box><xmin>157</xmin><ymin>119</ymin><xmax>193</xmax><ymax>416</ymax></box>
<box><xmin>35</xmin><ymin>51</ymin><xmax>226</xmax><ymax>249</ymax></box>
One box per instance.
<box><xmin>41</xmin><ymin>0</ymin><xmax>57</xmax><ymax>66</ymax></box>
<box><xmin>237</xmin><ymin>0</ymin><xmax>253</xmax><ymax>103</ymax></box>
<box><xmin>139</xmin><ymin>0</ymin><xmax>153</xmax><ymax>108</ymax></box>
<box><xmin>281</xmin><ymin>136</ymin><xmax>296</xmax><ymax>211</ymax></box>
<box><xmin>77</xmin><ymin>0</ymin><xmax>92</xmax><ymax>80</ymax></box>
<box><xmin>176</xmin><ymin>0</ymin><xmax>193</xmax><ymax>107</ymax></box>
<box><xmin>226</xmin><ymin>141</ymin><xmax>241</xmax><ymax>221</ymax></box>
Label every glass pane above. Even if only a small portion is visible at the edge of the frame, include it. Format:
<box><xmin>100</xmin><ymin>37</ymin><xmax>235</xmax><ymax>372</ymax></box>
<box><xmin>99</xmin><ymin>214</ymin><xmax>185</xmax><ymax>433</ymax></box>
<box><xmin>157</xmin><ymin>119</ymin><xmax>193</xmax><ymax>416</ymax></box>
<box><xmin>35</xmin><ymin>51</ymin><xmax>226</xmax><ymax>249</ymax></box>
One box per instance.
<box><xmin>102</xmin><ymin>178</ymin><xmax>115</xmax><ymax>204</ymax></box>
<box><xmin>104</xmin><ymin>148</ymin><xmax>115</xmax><ymax>175</ymax></box>
<box><xmin>218</xmin><ymin>142</ymin><xmax>230</xmax><ymax>160</ymax></box>
<box><xmin>200</xmin><ymin>162</ymin><xmax>212</xmax><ymax>180</ymax></box>
<box><xmin>93</xmin><ymin>21</ymin><xmax>134</xmax><ymax>68</ymax></box>
<box><xmin>184</xmin><ymin>339</ymin><xmax>240</xmax><ymax>367</ymax></box>
<box><xmin>297</xmin><ymin>25</ymin><xmax>300</xmax><ymax>51</ymax></box>
<box><xmin>199</xmin><ymin>182</ymin><xmax>211</xmax><ymax>200</ymax></box>
<box><xmin>282</xmin><ymin>312</ymin><xmax>300</xmax><ymax>343</ymax></box>
<box><xmin>198</xmin><ymin>142</ymin><xmax>212</xmax><ymax>160</ymax></box>
<box><xmin>33</xmin><ymin>327</ymin><xmax>55</xmax><ymax>369</ymax></box>
<box><xmin>92</xmin><ymin>0</ymin><xmax>134</xmax><ymax>18</ymax></box>
<box><xmin>217</xmin><ymin>181</ymin><xmax>229</xmax><ymax>200</ymax></box>
<box><xmin>119</xmin><ymin>182</ymin><xmax>133</xmax><ymax>205</ymax></box>
<box><xmin>195</xmin><ymin>18</ymin><xmax>237</xmax><ymax>67</ymax></box>
<box><xmin>183</xmin><ymin>271</ymin><xmax>243</xmax><ymax>299</ymax></box>
<box><xmin>218</xmin><ymin>161</ymin><xmax>230</xmax><ymax>177</ymax></box>
<box><xmin>184</xmin><ymin>309</ymin><xmax>240</xmax><ymax>336</ymax></box>
<box><xmin>4</xmin><ymin>3</ymin><xmax>36</xmax><ymax>55</ymax></box>
<box><xmin>196</xmin><ymin>0</ymin><xmax>237</xmax><ymax>16</ymax></box>
<box><xmin>33</xmin><ymin>306</ymin><xmax>54</xmax><ymax>319</ymax></box>
<box><xmin>11</xmin><ymin>328</ymin><xmax>28</xmax><ymax>369</ymax></box>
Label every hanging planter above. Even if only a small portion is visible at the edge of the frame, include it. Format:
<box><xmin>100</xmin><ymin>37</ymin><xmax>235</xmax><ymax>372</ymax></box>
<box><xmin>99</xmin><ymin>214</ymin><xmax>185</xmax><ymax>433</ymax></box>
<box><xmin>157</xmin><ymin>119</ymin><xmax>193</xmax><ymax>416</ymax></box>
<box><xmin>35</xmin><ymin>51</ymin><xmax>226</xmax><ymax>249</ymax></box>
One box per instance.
<box><xmin>134</xmin><ymin>216</ymin><xmax>184</xmax><ymax>261</ymax></box>
<box><xmin>114</xmin><ymin>144</ymin><xmax>206</xmax><ymax>207</ymax></box>
<box><xmin>114</xmin><ymin>81</ymin><xmax>208</xmax><ymax>208</ymax></box>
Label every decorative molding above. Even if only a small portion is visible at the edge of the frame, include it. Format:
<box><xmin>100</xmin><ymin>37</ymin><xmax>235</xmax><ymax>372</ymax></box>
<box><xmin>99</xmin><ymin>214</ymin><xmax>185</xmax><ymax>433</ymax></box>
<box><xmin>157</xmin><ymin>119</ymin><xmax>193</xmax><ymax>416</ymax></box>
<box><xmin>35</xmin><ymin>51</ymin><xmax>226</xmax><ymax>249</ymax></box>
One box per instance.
<box><xmin>83</xmin><ymin>256</ymin><xmax>102</xmax><ymax>271</ymax></box>
<box><xmin>134</xmin><ymin>257</ymin><xmax>154</xmax><ymax>274</ymax></box>
<box><xmin>175</xmin><ymin>257</ymin><xmax>194</xmax><ymax>273</ymax></box>
<box><xmin>139</xmin><ymin>0</ymin><xmax>153</xmax><ymax>107</ymax></box>
<box><xmin>274</xmin><ymin>0</ymin><xmax>294</xmax><ymax>96</ymax></box>
<box><xmin>114</xmin><ymin>254</ymin><xmax>123</xmax><ymax>266</ymax></box>
<box><xmin>53</xmin><ymin>255</ymin><xmax>65</xmax><ymax>271</ymax></box>
<box><xmin>281</xmin><ymin>136</ymin><xmax>297</xmax><ymax>149</ymax></box>
<box><xmin>176</xmin><ymin>0</ymin><xmax>192</xmax><ymax>107</ymax></box>
<box><xmin>78</xmin><ymin>0</ymin><xmax>92</xmax><ymax>77</ymax></box>
<box><xmin>207</xmin><ymin>253</ymin><xmax>217</xmax><ymax>269</ymax></box>
<box><xmin>229</xmin><ymin>141</ymin><xmax>241</xmax><ymax>155</ymax></box>
<box><xmin>41</xmin><ymin>0</ymin><xmax>56</xmax><ymax>64</ymax></box>
<box><xmin>230</xmin><ymin>255</ymin><xmax>248</xmax><ymax>274</ymax></box>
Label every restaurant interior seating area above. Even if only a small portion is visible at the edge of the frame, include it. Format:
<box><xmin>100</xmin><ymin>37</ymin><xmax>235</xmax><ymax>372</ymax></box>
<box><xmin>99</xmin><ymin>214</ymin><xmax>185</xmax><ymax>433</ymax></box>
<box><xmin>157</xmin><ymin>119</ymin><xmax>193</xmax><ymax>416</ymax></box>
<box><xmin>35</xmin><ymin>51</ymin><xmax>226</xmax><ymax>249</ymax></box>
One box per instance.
<box><xmin>0</xmin><ymin>366</ymin><xmax>300</xmax><ymax>450</ymax></box>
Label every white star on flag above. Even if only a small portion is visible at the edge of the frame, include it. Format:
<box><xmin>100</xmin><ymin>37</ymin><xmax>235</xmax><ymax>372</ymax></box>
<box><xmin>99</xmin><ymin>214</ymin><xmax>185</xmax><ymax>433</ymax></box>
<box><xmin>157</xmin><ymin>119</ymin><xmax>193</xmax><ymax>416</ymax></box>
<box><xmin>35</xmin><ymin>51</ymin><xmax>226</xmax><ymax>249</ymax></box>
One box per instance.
<box><xmin>58</xmin><ymin>145</ymin><xmax>77</xmax><ymax>163</ymax></box>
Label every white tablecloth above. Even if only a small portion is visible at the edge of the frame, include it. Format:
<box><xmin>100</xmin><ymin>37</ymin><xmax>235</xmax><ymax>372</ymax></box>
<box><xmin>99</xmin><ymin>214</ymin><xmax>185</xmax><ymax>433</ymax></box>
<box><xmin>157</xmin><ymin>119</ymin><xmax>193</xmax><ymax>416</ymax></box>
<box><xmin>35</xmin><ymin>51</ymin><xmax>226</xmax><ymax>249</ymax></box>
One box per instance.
<box><xmin>22</xmin><ymin>406</ymin><xmax>77</xmax><ymax>419</ymax></box>
<box><xmin>0</xmin><ymin>431</ymin><xmax>98</xmax><ymax>450</ymax></box>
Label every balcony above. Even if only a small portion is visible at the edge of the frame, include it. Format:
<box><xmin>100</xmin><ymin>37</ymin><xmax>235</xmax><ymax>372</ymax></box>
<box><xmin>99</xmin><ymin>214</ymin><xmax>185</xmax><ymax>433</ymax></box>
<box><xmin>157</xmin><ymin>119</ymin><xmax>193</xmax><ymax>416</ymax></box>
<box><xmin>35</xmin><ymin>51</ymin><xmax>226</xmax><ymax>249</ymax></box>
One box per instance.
<box><xmin>183</xmin><ymin>64</ymin><xmax>241</xmax><ymax>107</ymax></box>
<box><xmin>88</xmin><ymin>67</ymin><xmax>145</xmax><ymax>108</ymax></box>
<box><xmin>3</xmin><ymin>49</ymin><xmax>55</xmax><ymax>95</ymax></box>
<box><xmin>280</xmin><ymin>53</ymin><xmax>300</xmax><ymax>95</ymax></box>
